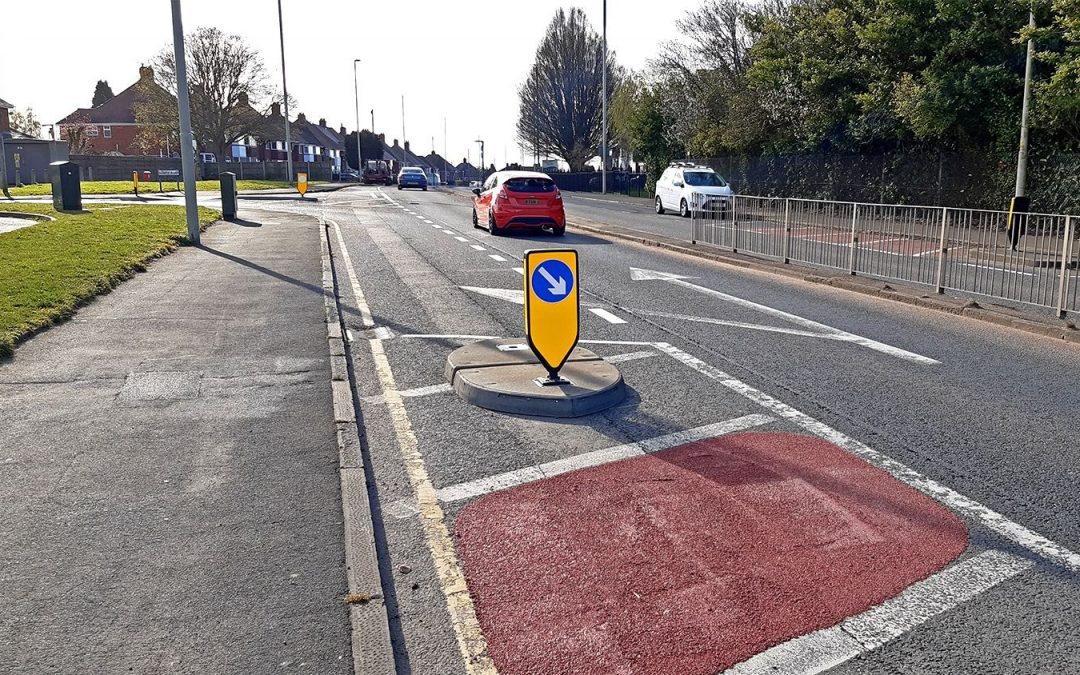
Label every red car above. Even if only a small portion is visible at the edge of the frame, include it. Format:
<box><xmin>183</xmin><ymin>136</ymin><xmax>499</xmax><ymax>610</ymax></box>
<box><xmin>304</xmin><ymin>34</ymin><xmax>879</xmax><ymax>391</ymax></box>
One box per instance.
<box><xmin>471</xmin><ymin>171</ymin><xmax>565</xmax><ymax>236</ymax></box>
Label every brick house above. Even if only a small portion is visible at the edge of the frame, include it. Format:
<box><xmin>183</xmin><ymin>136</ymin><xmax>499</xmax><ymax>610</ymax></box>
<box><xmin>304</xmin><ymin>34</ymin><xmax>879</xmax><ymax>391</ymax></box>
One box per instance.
<box><xmin>57</xmin><ymin>66</ymin><xmax>170</xmax><ymax>155</ymax></box>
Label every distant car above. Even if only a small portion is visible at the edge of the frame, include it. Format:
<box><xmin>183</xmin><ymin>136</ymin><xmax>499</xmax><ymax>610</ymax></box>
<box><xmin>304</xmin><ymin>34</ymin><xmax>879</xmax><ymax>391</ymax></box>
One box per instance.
<box><xmin>340</xmin><ymin>169</ymin><xmax>360</xmax><ymax>182</ymax></box>
<box><xmin>655</xmin><ymin>163</ymin><xmax>733</xmax><ymax>218</ymax></box>
<box><xmin>199</xmin><ymin>152</ymin><xmax>217</xmax><ymax>163</ymax></box>
<box><xmin>363</xmin><ymin>160</ymin><xmax>393</xmax><ymax>185</ymax></box>
<box><xmin>471</xmin><ymin>170</ymin><xmax>565</xmax><ymax>236</ymax></box>
<box><xmin>397</xmin><ymin>166</ymin><xmax>428</xmax><ymax>191</ymax></box>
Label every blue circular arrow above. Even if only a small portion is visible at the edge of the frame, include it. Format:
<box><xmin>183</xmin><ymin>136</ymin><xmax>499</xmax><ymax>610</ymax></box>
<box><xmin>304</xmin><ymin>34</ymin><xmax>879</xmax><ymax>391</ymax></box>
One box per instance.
<box><xmin>531</xmin><ymin>260</ymin><xmax>574</xmax><ymax>303</ymax></box>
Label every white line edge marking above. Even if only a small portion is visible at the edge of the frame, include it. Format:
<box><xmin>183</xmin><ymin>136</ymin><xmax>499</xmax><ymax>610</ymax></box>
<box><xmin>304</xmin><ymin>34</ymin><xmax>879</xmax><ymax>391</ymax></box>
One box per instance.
<box><xmin>489</xmin><ymin>254</ymin><xmax>508</xmax><ymax>262</ymax></box>
<box><xmin>331</xmin><ymin>226</ymin><xmax>495</xmax><ymax>673</ymax></box>
<box><xmin>589</xmin><ymin>307</ymin><xmax>628</xmax><ymax>324</ymax></box>
<box><xmin>436</xmin><ymin>415</ymin><xmax>774</xmax><ymax>504</ymax></box>
<box><xmin>725</xmin><ymin>549</ymin><xmax>1033</xmax><ymax>675</ymax></box>
<box><xmin>361</xmin><ymin>382</ymin><xmax>454</xmax><ymax>405</ymax></box>
<box><xmin>631</xmin><ymin>269</ymin><xmax>939</xmax><ymax>365</ymax></box>
<box><xmin>654</xmin><ymin>341</ymin><xmax>1080</xmax><ymax>573</ymax></box>
<box><xmin>604</xmin><ymin>350</ymin><xmax>657</xmax><ymax>364</ymax></box>
<box><xmin>329</xmin><ymin>220</ymin><xmax>373</xmax><ymax>327</ymax></box>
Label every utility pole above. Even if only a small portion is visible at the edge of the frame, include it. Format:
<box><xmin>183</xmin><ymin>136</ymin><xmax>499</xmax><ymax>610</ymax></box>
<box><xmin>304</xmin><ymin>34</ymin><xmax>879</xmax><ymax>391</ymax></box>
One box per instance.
<box><xmin>370</xmin><ymin>109</ymin><xmax>375</xmax><ymax>134</ymax></box>
<box><xmin>170</xmin><ymin>0</ymin><xmax>199</xmax><ymax>244</ymax></box>
<box><xmin>353</xmin><ymin>59</ymin><xmax>362</xmax><ymax>172</ymax></box>
<box><xmin>277</xmin><ymin>0</ymin><xmax>293</xmax><ymax>185</ymax></box>
<box><xmin>444</xmin><ymin>117</ymin><xmax>448</xmax><ymax>183</ymax></box>
<box><xmin>0</xmin><ymin>129</ymin><xmax>10</xmax><ymax>199</ymax></box>
<box><xmin>601</xmin><ymin>0</ymin><xmax>608</xmax><ymax>194</ymax></box>
<box><xmin>475</xmin><ymin>139</ymin><xmax>484</xmax><ymax>183</ymax></box>
<box><xmin>401</xmin><ymin>95</ymin><xmax>406</xmax><ymax>169</ymax></box>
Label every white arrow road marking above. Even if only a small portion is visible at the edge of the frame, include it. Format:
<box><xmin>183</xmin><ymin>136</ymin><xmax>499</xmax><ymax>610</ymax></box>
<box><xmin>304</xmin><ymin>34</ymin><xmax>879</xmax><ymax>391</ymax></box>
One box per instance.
<box><xmin>537</xmin><ymin>265</ymin><xmax>568</xmax><ymax>296</ymax></box>
<box><xmin>630</xmin><ymin>267</ymin><xmax>938</xmax><ymax>365</ymax></box>
<box><xmin>638</xmin><ymin>310</ymin><xmax>860</xmax><ymax>341</ymax></box>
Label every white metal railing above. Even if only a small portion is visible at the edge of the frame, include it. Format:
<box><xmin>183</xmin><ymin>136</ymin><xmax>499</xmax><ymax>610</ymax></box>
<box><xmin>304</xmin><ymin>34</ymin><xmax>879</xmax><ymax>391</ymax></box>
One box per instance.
<box><xmin>691</xmin><ymin>194</ymin><xmax>1079</xmax><ymax>317</ymax></box>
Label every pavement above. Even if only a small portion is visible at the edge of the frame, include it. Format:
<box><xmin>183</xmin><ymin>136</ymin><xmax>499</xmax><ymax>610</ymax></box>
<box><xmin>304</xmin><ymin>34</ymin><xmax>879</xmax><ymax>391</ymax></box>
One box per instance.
<box><xmin>4</xmin><ymin>183</ymin><xmax>1080</xmax><ymax>674</ymax></box>
<box><xmin>0</xmin><ymin>212</ymin><xmax>351</xmax><ymax>673</ymax></box>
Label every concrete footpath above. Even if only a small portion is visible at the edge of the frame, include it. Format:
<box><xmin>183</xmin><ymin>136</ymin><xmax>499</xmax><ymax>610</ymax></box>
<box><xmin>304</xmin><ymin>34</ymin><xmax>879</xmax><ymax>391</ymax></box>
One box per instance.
<box><xmin>0</xmin><ymin>214</ymin><xmax>352</xmax><ymax>672</ymax></box>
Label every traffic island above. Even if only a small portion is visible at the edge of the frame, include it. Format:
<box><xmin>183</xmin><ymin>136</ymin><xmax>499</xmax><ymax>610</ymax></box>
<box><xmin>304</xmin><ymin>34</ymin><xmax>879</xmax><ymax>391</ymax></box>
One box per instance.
<box><xmin>445</xmin><ymin>338</ymin><xmax>625</xmax><ymax>417</ymax></box>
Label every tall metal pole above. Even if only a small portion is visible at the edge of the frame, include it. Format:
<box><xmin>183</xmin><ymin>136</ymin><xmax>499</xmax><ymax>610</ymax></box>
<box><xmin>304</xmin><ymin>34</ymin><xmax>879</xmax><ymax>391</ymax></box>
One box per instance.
<box><xmin>277</xmin><ymin>0</ymin><xmax>293</xmax><ymax>185</ymax></box>
<box><xmin>1015</xmin><ymin>9</ymin><xmax>1036</xmax><ymax>199</ymax></box>
<box><xmin>444</xmin><ymin>117</ymin><xmax>448</xmax><ymax>183</ymax></box>
<box><xmin>601</xmin><ymin>0</ymin><xmax>608</xmax><ymax>194</ymax></box>
<box><xmin>353</xmin><ymin>59</ymin><xmax>362</xmax><ymax>172</ymax></box>
<box><xmin>170</xmin><ymin>0</ymin><xmax>199</xmax><ymax>244</ymax></box>
<box><xmin>0</xmin><ymin>130</ymin><xmax>10</xmax><ymax>199</ymax></box>
<box><xmin>475</xmin><ymin>139</ymin><xmax>484</xmax><ymax>182</ymax></box>
<box><xmin>401</xmin><ymin>95</ymin><xmax>406</xmax><ymax>168</ymax></box>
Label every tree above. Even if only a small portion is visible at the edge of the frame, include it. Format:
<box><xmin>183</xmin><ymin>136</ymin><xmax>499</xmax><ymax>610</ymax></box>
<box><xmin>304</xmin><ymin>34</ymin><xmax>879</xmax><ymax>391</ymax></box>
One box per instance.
<box><xmin>60</xmin><ymin>113</ymin><xmax>93</xmax><ymax>154</ymax></box>
<box><xmin>343</xmin><ymin>130</ymin><xmax>385</xmax><ymax>170</ymax></box>
<box><xmin>1035</xmin><ymin>0</ymin><xmax>1080</xmax><ymax>149</ymax></box>
<box><xmin>611</xmin><ymin>75</ymin><xmax>683</xmax><ymax>184</ymax></box>
<box><xmin>136</xmin><ymin>27</ymin><xmax>271</xmax><ymax>160</ymax></box>
<box><xmin>517</xmin><ymin>8</ymin><xmax>620</xmax><ymax>170</ymax></box>
<box><xmin>9</xmin><ymin>108</ymin><xmax>41</xmax><ymax>137</ymax></box>
<box><xmin>92</xmin><ymin>80</ymin><xmax>114</xmax><ymax>106</ymax></box>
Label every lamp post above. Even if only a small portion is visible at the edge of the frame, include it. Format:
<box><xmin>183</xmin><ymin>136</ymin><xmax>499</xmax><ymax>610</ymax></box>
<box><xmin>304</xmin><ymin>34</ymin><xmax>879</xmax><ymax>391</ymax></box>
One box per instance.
<box><xmin>475</xmin><ymin>139</ymin><xmax>484</xmax><ymax>184</ymax></box>
<box><xmin>1015</xmin><ymin>8</ymin><xmax>1036</xmax><ymax>203</ymax></box>
<box><xmin>169</xmin><ymin>0</ymin><xmax>199</xmax><ymax>244</ymax></box>
<box><xmin>601</xmin><ymin>0</ymin><xmax>608</xmax><ymax>194</ymax></box>
<box><xmin>353</xmin><ymin>59</ymin><xmax>362</xmax><ymax>172</ymax></box>
<box><xmin>277</xmin><ymin>0</ymin><xmax>293</xmax><ymax>185</ymax></box>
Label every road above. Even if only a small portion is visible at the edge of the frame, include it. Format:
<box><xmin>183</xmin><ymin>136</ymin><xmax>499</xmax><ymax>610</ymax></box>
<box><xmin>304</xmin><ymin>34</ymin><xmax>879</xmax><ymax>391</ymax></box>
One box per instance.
<box><xmin>298</xmin><ymin>185</ymin><xmax>1079</xmax><ymax>674</ymax></box>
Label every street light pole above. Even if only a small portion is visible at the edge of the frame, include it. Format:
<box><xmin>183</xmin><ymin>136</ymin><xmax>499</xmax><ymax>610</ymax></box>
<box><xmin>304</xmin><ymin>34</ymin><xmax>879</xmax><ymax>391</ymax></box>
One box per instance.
<box><xmin>353</xmin><ymin>59</ymin><xmax>362</xmax><ymax>172</ymax></box>
<box><xmin>401</xmin><ymin>95</ymin><xmax>406</xmax><ymax>170</ymax></box>
<box><xmin>169</xmin><ymin>0</ymin><xmax>199</xmax><ymax>244</ymax></box>
<box><xmin>1015</xmin><ymin>8</ymin><xmax>1036</xmax><ymax>200</ymax></box>
<box><xmin>475</xmin><ymin>139</ymin><xmax>484</xmax><ymax>183</ymax></box>
<box><xmin>601</xmin><ymin>0</ymin><xmax>608</xmax><ymax>194</ymax></box>
<box><xmin>277</xmin><ymin>0</ymin><xmax>293</xmax><ymax>185</ymax></box>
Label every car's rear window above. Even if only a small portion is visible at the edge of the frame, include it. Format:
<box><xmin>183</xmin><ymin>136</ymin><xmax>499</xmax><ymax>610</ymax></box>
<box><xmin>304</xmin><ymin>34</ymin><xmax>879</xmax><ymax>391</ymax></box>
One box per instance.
<box><xmin>504</xmin><ymin>177</ymin><xmax>555</xmax><ymax>193</ymax></box>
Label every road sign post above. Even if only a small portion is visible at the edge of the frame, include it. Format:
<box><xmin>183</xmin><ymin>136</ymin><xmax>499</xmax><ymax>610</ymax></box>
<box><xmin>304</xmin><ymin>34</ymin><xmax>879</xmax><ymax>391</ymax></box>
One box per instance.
<box><xmin>524</xmin><ymin>249</ymin><xmax>579</xmax><ymax>385</ymax></box>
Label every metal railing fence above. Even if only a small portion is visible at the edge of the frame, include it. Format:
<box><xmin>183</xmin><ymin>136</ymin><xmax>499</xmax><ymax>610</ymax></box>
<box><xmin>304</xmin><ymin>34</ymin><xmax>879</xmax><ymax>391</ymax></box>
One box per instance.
<box><xmin>691</xmin><ymin>194</ymin><xmax>1079</xmax><ymax>317</ymax></box>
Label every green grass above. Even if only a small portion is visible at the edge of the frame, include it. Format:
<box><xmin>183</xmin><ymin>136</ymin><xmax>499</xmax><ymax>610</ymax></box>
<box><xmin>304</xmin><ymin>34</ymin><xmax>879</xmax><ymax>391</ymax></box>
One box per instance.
<box><xmin>0</xmin><ymin>202</ymin><xmax>220</xmax><ymax>357</ymax></box>
<box><xmin>7</xmin><ymin>179</ymin><xmax>319</xmax><ymax>196</ymax></box>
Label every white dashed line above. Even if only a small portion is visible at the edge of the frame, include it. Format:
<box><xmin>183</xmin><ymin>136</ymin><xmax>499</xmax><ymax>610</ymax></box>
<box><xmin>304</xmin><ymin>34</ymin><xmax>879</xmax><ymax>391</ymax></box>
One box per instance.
<box><xmin>455</xmin><ymin>236</ymin><xmax>469</xmax><ymax>242</ymax></box>
<box><xmin>589</xmin><ymin>308</ymin><xmax>627</xmax><ymax>324</ymax></box>
<box><xmin>489</xmin><ymin>254</ymin><xmax>507</xmax><ymax>262</ymax></box>
<box><xmin>443</xmin><ymin>229</ymin><xmax>456</xmax><ymax>235</ymax></box>
<box><xmin>512</xmin><ymin>267</ymin><xmax>524</xmax><ymax>276</ymax></box>
<box><xmin>424</xmin><ymin>219</ymin><xmax>434</xmax><ymax>224</ymax></box>
<box><xmin>470</xmin><ymin>245</ymin><xmax>486</xmax><ymax>251</ymax></box>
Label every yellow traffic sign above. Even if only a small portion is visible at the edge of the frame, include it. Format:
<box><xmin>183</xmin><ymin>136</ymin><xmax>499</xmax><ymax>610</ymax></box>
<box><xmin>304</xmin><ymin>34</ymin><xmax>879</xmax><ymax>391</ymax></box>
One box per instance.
<box><xmin>524</xmin><ymin>249</ymin><xmax>579</xmax><ymax>379</ymax></box>
<box><xmin>296</xmin><ymin>171</ymin><xmax>308</xmax><ymax>197</ymax></box>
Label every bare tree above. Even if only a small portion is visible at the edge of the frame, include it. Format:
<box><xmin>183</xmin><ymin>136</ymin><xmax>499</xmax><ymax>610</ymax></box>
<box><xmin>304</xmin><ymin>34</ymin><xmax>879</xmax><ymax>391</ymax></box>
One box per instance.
<box><xmin>516</xmin><ymin>8</ymin><xmax>620</xmax><ymax>170</ymax></box>
<box><xmin>136</xmin><ymin>27</ymin><xmax>271</xmax><ymax>160</ymax></box>
<box><xmin>9</xmin><ymin>108</ymin><xmax>41</xmax><ymax>137</ymax></box>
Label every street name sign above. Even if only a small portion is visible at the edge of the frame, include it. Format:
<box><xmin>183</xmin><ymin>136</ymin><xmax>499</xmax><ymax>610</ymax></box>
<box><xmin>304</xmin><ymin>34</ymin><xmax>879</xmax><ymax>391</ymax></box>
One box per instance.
<box><xmin>524</xmin><ymin>249</ymin><xmax>579</xmax><ymax>381</ymax></box>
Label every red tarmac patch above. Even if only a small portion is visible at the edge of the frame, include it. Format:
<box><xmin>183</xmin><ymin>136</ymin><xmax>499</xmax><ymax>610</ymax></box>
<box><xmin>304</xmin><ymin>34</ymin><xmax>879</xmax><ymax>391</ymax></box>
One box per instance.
<box><xmin>455</xmin><ymin>432</ymin><xmax>968</xmax><ymax>675</ymax></box>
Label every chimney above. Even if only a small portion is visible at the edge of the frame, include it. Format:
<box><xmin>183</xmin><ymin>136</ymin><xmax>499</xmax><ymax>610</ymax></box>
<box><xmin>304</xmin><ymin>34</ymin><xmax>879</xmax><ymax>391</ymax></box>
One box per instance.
<box><xmin>138</xmin><ymin>64</ymin><xmax>154</xmax><ymax>81</ymax></box>
<box><xmin>296</xmin><ymin>112</ymin><xmax>307</xmax><ymax>124</ymax></box>
<box><xmin>404</xmin><ymin>140</ymin><xmax>410</xmax><ymax>153</ymax></box>
<box><xmin>270</xmin><ymin>102</ymin><xmax>281</xmax><ymax>117</ymax></box>
<box><xmin>319</xmin><ymin>117</ymin><xmax>327</xmax><ymax>127</ymax></box>
<box><xmin>378</xmin><ymin>133</ymin><xmax>385</xmax><ymax>142</ymax></box>
<box><xmin>392</xmin><ymin>138</ymin><xmax>399</xmax><ymax>147</ymax></box>
<box><xmin>237</xmin><ymin>92</ymin><xmax>249</xmax><ymax>106</ymax></box>
<box><xmin>340</xmin><ymin>125</ymin><xmax>347</xmax><ymax>135</ymax></box>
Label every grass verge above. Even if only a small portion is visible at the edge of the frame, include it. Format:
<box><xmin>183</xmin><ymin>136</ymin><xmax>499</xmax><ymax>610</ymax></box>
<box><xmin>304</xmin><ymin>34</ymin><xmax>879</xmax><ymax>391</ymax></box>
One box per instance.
<box><xmin>0</xmin><ymin>203</ymin><xmax>220</xmax><ymax>357</ymax></box>
<box><xmin>7</xmin><ymin>179</ymin><xmax>318</xmax><ymax>196</ymax></box>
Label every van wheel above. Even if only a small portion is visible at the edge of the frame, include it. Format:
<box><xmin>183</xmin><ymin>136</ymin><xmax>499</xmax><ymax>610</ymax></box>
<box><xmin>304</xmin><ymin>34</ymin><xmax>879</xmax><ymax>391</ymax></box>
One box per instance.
<box><xmin>680</xmin><ymin>199</ymin><xmax>690</xmax><ymax>218</ymax></box>
<box><xmin>655</xmin><ymin>195</ymin><xmax>665</xmax><ymax>215</ymax></box>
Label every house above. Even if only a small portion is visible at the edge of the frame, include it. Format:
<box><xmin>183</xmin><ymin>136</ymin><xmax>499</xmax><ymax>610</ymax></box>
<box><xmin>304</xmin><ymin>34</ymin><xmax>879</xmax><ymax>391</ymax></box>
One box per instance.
<box><xmin>298</xmin><ymin>117</ymin><xmax>346</xmax><ymax>173</ymax></box>
<box><xmin>383</xmin><ymin>139</ymin><xmax>430</xmax><ymax>174</ymax></box>
<box><xmin>424</xmin><ymin>151</ymin><xmax>455</xmax><ymax>181</ymax></box>
<box><xmin>57</xmin><ymin>66</ymin><xmax>168</xmax><ymax>155</ymax></box>
<box><xmin>1</xmin><ymin>96</ymin><xmax>69</xmax><ymax>185</ymax></box>
<box><xmin>455</xmin><ymin>159</ymin><xmax>481</xmax><ymax>183</ymax></box>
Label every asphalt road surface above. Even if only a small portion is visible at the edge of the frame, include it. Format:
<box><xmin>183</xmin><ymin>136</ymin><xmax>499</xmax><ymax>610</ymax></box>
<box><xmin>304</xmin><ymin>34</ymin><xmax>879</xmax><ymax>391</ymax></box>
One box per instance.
<box><xmin>288</xmin><ymin>185</ymin><xmax>1079</xmax><ymax>674</ymax></box>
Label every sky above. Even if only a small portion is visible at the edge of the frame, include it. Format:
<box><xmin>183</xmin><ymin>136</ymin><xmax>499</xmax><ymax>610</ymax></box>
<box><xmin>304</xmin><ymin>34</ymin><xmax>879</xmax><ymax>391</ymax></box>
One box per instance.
<box><xmin>1</xmin><ymin>0</ymin><xmax>702</xmax><ymax>166</ymax></box>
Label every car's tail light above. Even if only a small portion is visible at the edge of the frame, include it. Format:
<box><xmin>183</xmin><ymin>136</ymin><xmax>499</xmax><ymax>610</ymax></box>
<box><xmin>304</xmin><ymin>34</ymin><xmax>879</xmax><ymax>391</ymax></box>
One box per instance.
<box><xmin>494</xmin><ymin>188</ymin><xmax>508</xmax><ymax>203</ymax></box>
<box><xmin>554</xmin><ymin>188</ymin><xmax>562</xmax><ymax>201</ymax></box>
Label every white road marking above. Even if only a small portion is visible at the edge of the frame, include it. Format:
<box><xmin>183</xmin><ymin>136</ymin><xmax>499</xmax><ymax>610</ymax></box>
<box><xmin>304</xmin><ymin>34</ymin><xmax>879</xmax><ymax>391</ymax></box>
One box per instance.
<box><xmin>424</xmin><ymin>219</ymin><xmax>434</xmax><ymax>224</ymax></box>
<box><xmin>436</xmin><ymin>415</ymin><xmax>774</xmax><ymax>504</ymax></box>
<box><xmin>332</xmin><ymin>228</ymin><xmax>495</xmax><ymax>673</ymax></box>
<box><xmin>330</xmin><ymin>220</ymin><xmax>373</xmax><ymax>327</ymax></box>
<box><xmin>470</xmin><ymin>245</ymin><xmax>486</xmax><ymax>251</ymax></box>
<box><xmin>455</xmin><ymin>236</ymin><xmax>469</xmax><ymax>242</ymax></box>
<box><xmin>630</xmin><ymin>268</ymin><xmax>939</xmax><ymax>365</ymax></box>
<box><xmin>417</xmin><ymin>215</ymin><xmax>427</xmax><ymax>220</ymax></box>
<box><xmin>489</xmin><ymin>254</ymin><xmax>508</xmax><ymax>262</ymax></box>
<box><xmin>460</xmin><ymin>286</ymin><xmax>524</xmax><ymax>305</ymax></box>
<box><xmin>603</xmin><ymin>350</ymin><xmax>657</xmax><ymax>364</ymax></box>
<box><xmin>639</xmin><ymin>309</ymin><xmax>864</xmax><ymax>341</ymax></box>
<box><xmin>371</xmin><ymin>326</ymin><xmax>394</xmax><ymax>341</ymax></box>
<box><xmin>654</xmin><ymin>341</ymin><xmax>1080</xmax><ymax>573</ymax></box>
<box><xmin>589</xmin><ymin>307</ymin><xmax>628</xmax><ymax>324</ymax></box>
<box><xmin>443</xmin><ymin>229</ymin><xmax>457</xmax><ymax>235</ymax></box>
<box><xmin>361</xmin><ymin>382</ymin><xmax>454</xmax><ymax>405</ymax></box>
<box><xmin>725</xmin><ymin>549</ymin><xmax>1033</xmax><ymax>675</ymax></box>
<box><xmin>513</xmin><ymin>267</ymin><xmax>524</xmax><ymax>275</ymax></box>
<box><xmin>959</xmin><ymin>262</ymin><xmax>1037</xmax><ymax>277</ymax></box>
<box><xmin>432</xmin><ymin>224</ymin><xmax>443</xmax><ymax>229</ymax></box>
